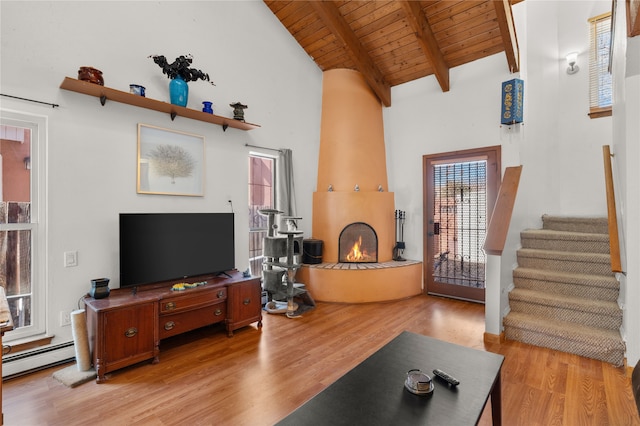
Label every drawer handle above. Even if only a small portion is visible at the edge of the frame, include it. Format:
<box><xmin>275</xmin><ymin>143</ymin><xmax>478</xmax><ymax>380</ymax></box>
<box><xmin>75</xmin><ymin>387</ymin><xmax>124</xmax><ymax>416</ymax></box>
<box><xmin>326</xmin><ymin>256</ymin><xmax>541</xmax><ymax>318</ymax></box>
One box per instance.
<box><xmin>3</xmin><ymin>345</ymin><xmax>11</xmax><ymax>356</ymax></box>
<box><xmin>217</xmin><ymin>290</ymin><xmax>225</xmax><ymax>298</ymax></box>
<box><xmin>165</xmin><ymin>302</ymin><xmax>176</xmax><ymax>311</ymax></box>
<box><xmin>164</xmin><ymin>321</ymin><xmax>175</xmax><ymax>331</ymax></box>
<box><xmin>214</xmin><ymin>309</ymin><xmax>223</xmax><ymax>316</ymax></box>
<box><xmin>125</xmin><ymin>327</ymin><xmax>138</xmax><ymax>338</ymax></box>
<box><xmin>243</xmin><ymin>298</ymin><xmax>251</xmax><ymax>305</ymax></box>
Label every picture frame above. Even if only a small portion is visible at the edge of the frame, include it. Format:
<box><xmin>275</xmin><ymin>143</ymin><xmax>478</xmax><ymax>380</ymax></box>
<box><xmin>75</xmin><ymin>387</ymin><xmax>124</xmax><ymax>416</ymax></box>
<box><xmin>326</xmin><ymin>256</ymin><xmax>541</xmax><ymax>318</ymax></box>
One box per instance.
<box><xmin>137</xmin><ymin>124</ymin><xmax>205</xmax><ymax>196</ymax></box>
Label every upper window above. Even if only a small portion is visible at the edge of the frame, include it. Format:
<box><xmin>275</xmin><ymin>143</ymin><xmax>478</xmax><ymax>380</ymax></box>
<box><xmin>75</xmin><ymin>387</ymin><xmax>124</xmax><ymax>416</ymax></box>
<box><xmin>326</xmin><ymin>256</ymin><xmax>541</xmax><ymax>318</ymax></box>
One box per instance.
<box><xmin>588</xmin><ymin>12</ymin><xmax>613</xmax><ymax>118</ymax></box>
<box><xmin>0</xmin><ymin>111</ymin><xmax>46</xmax><ymax>342</ymax></box>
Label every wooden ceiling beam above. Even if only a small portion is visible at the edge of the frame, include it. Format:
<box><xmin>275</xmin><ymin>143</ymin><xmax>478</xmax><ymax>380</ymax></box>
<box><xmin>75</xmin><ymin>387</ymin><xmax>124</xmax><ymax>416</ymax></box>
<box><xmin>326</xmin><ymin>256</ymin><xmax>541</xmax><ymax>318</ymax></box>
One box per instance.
<box><xmin>628</xmin><ymin>0</ymin><xmax>640</xmax><ymax>37</ymax></box>
<box><xmin>398</xmin><ymin>0</ymin><xmax>450</xmax><ymax>92</ymax></box>
<box><xmin>493</xmin><ymin>0</ymin><xmax>520</xmax><ymax>73</ymax></box>
<box><xmin>309</xmin><ymin>0</ymin><xmax>392</xmax><ymax>106</ymax></box>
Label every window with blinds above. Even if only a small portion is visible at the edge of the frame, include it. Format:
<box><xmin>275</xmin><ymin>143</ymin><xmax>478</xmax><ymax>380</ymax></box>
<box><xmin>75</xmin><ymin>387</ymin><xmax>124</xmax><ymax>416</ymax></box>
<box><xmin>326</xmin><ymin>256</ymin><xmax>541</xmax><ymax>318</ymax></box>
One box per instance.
<box><xmin>588</xmin><ymin>12</ymin><xmax>612</xmax><ymax>118</ymax></box>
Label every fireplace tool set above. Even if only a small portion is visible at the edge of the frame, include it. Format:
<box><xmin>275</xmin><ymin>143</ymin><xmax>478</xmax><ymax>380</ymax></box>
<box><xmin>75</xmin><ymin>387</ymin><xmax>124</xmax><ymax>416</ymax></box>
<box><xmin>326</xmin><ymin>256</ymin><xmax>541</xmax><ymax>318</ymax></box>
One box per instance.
<box><xmin>393</xmin><ymin>210</ymin><xmax>407</xmax><ymax>261</ymax></box>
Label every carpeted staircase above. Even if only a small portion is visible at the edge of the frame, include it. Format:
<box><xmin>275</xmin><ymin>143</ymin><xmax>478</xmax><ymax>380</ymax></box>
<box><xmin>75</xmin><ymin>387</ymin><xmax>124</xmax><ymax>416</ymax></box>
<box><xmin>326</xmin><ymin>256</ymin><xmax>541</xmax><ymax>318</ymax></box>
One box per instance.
<box><xmin>503</xmin><ymin>215</ymin><xmax>625</xmax><ymax>366</ymax></box>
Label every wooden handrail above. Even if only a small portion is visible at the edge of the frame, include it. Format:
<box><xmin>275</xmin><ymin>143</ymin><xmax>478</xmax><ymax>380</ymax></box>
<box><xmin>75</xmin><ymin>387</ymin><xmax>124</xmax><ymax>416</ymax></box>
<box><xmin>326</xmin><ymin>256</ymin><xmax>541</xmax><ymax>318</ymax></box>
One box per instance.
<box><xmin>602</xmin><ymin>145</ymin><xmax>623</xmax><ymax>273</ymax></box>
<box><xmin>483</xmin><ymin>165</ymin><xmax>522</xmax><ymax>255</ymax></box>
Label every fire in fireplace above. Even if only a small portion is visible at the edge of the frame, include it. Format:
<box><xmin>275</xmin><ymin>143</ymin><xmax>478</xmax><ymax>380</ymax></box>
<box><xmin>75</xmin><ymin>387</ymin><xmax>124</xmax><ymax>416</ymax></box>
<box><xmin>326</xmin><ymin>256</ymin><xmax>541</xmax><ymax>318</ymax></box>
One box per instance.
<box><xmin>339</xmin><ymin>222</ymin><xmax>378</xmax><ymax>263</ymax></box>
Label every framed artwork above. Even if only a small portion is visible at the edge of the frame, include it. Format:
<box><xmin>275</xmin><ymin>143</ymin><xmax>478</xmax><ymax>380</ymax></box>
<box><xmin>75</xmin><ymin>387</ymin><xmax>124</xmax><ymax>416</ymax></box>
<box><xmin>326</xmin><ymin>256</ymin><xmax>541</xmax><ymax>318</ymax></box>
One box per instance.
<box><xmin>137</xmin><ymin>124</ymin><xmax>204</xmax><ymax>196</ymax></box>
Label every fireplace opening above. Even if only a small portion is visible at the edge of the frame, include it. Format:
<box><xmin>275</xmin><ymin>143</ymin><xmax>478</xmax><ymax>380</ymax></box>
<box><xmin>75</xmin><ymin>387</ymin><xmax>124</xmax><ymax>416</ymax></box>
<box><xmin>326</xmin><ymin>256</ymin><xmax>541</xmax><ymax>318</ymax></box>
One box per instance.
<box><xmin>339</xmin><ymin>222</ymin><xmax>378</xmax><ymax>263</ymax></box>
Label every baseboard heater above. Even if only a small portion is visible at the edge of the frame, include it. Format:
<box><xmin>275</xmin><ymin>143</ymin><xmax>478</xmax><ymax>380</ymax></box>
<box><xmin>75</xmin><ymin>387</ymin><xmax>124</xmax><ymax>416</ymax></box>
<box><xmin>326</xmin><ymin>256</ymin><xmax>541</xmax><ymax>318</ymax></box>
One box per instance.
<box><xmin>3</xmin><ymin>341</ymin><xmax>76</xmax><ymax>380</ymax></box>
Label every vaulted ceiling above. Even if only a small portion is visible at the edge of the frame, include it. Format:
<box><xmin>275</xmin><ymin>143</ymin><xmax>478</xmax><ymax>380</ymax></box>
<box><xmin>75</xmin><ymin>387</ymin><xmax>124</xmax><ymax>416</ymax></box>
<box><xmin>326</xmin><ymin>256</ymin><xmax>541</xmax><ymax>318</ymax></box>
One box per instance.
<box><xmin>264</xmin><ymin>1</ymin><xmax>522</xmax><ymax>106</ymax></box>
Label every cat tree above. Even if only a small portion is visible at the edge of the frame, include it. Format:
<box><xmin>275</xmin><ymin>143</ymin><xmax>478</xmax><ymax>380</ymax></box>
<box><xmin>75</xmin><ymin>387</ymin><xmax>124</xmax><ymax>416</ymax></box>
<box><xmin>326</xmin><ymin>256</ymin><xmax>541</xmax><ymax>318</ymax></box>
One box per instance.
<box><xmin>259</xmin><ymin>210</ymin><xmax>313</xmax><ymax>317</ymax></box>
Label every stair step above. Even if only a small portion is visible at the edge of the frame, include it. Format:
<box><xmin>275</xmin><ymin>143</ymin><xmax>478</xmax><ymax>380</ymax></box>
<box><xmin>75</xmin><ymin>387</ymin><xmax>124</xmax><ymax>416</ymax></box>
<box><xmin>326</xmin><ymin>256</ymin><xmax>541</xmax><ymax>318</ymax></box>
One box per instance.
<box><xmin>520</xmin><ymin>229</ymin><xmax>610</xmax><ymax>254</ymax></box>
<box><xmin>510</xmin><ymin>215</ymin><xmax>623</xmax><ymax>366</ymax></box>
<box><xmin>513</xmin><ymin>267</ymin><xmax>619</xmax><ymax>301</ymax></box>
<box><xmin>542</xmin><ymin>215</ymin><xmax>608</xmax><ymax>234</ymax></box>
<box><xmin>509</xmin><ymin>288</ymin><xmax>622</xmax><ymax>330</ymax></box>
<box><xmin>503</xmin><ymin>311</ymin><xmax>625</xmax><ymax>366</ymax></box>
<box><xmin>517</xmin><ymin>248</ymin><xmax>613</xmax><ymax>276</ymax></box>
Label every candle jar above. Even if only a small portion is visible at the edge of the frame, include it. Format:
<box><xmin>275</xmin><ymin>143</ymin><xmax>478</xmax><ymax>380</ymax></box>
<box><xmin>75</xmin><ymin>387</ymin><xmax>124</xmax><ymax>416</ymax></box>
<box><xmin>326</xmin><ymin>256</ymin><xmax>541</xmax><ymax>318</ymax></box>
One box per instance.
<box><xmin>129</xmin><ymin>84</ymin><xmax>146</xmax><ymax>97</ymax></box>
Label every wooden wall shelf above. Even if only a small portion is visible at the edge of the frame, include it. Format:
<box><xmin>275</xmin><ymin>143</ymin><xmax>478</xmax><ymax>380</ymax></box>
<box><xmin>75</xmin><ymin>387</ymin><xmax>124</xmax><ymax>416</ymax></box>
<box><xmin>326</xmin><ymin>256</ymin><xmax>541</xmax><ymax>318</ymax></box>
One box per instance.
<box><xmin>59</xmin><ymin>77</ymin><xmax>260</xmax><ymax>131</ymax></box>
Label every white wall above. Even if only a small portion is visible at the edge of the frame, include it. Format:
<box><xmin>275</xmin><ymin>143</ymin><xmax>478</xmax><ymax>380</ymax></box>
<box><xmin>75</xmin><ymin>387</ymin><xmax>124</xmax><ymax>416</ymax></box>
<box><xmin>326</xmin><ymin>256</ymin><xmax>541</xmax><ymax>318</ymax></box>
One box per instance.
<box><xmin>0</xmin><ymin>1</ymin><xmax>322</xmax><ymax>373</ymax></box>
<box><xmin>385</xmin><ymin>0</ymin><xmax>613</xmax><ymax>334</ymax></box>
<box><xmin>612</xmin><ymin>0</ymin><xmax>640</xmax><ymax>366</ymax></box>
<box><xmin>384</xmin><ymin>53</ymin><xmax>517</xmax><ymax>260</ymax></box>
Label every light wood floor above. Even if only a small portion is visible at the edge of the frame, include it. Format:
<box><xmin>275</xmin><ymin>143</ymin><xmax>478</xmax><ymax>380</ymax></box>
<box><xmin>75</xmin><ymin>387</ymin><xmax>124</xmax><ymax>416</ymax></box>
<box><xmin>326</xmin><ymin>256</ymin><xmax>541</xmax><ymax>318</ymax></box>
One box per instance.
<box><xmin>3</xmin><ymin>295</ymin><xmax>639</xmax><ymax>425</ymax></box>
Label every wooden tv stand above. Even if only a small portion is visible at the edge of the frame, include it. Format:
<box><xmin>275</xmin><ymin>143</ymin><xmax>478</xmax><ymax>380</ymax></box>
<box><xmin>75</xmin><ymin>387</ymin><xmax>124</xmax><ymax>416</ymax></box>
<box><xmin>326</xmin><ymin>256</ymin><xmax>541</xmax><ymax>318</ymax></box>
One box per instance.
<box><xmin>84</xmin><ymin>270</ymin><xmax>262</xmax><ymax>383</ymax></box>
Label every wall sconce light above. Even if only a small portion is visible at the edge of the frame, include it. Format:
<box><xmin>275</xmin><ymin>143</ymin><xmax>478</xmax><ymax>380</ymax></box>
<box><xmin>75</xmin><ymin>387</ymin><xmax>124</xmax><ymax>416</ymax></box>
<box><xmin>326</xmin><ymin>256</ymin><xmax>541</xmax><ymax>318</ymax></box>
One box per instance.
<box><xmin>566</xmin><ymin>52</ymin><xmax>579</xmax><ymax>75</ymax></box>
<box><xmin>24</xmin><ymin>156</ymin><xmax>31</xmax><ymax>170</ymax></box>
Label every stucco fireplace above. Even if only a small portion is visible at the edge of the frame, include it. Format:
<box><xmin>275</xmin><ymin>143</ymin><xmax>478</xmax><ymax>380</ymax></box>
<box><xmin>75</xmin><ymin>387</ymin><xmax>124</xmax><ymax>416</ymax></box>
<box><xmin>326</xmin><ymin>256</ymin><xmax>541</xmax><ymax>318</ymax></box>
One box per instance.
<box><xmin>297</xmin><ymin>69</ymin><xmax>422</xmax><ymax>303</ymax></box>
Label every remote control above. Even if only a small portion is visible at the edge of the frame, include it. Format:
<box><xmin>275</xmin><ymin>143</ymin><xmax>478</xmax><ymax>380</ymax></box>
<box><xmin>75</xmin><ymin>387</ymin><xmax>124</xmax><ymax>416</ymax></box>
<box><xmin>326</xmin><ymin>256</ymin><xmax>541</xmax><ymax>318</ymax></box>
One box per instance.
<box><xmin>432</xmin><ymin>369</ymin><xmax>460</xmax><ymax>386</ymax></box>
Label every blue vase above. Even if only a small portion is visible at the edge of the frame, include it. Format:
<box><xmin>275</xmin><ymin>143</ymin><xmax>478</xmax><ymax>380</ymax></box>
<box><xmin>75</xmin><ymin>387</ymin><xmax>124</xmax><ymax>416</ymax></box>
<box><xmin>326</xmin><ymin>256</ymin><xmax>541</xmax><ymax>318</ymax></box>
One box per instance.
<box><xmin>202</xmin><ymin>101</ymin><xmax>213</xmax><ymax>114</ymax></box>
<box><xmin>169</xmin><ymin>76</ymin><xmax>188</xmax><ymax>107</ymax></box>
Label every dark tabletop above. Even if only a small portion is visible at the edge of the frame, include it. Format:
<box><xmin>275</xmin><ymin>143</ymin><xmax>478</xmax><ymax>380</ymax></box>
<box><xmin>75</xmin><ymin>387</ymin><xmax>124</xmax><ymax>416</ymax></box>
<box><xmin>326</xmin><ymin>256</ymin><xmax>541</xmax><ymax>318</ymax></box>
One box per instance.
<box><xmin>277</xmin><ymin>331</ymin><xmax>504</xmax><ymax>426</ymax></box>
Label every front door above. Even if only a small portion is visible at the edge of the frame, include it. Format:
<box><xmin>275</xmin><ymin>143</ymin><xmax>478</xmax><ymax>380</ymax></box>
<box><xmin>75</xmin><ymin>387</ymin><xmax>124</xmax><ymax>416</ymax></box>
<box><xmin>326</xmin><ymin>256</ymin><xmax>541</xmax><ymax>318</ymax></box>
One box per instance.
<box><xmin>423</xmin><ymin>146</ymin><xmax>500</xmax><ymax>303</ymax></box>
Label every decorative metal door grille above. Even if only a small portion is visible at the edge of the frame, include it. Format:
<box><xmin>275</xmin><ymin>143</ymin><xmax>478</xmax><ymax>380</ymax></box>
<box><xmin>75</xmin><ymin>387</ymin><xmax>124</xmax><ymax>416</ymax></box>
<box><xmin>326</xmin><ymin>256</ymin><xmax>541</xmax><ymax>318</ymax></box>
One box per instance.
<box><xmin>432</xmin><ymin>160</ymin><xmax>487</xmax><ymax>288</ymax></box>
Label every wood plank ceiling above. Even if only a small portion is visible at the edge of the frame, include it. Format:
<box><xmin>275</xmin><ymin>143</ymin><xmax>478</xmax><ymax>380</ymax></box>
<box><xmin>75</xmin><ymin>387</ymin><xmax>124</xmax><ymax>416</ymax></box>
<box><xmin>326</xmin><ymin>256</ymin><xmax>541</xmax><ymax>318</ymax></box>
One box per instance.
<box><xmin>264</xmin><ymin>0</ymin><xmax>522</xmax><ymax>106</ymax></box>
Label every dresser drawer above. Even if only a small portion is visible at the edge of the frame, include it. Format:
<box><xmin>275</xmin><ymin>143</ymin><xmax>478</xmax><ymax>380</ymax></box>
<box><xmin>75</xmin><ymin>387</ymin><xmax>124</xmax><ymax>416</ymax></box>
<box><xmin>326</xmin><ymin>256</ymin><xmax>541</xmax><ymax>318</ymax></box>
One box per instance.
<box><xmin>160</xmin><ymin>286</ymin><xmax>227</xmax><ymax>314</ymax></box>
<box><xmin>159</xmin><ymin>302</ymin><xmax>227</xmax><ymax>339</ymax></box>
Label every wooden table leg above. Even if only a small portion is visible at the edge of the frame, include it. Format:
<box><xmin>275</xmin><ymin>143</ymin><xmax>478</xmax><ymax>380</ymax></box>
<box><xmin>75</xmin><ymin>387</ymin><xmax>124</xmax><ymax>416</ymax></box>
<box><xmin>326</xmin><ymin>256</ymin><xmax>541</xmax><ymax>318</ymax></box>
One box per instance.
<box><xmin>491</xmin><ymin>368</ymin><xmax>502</xmax><ymax>426</ymax></box>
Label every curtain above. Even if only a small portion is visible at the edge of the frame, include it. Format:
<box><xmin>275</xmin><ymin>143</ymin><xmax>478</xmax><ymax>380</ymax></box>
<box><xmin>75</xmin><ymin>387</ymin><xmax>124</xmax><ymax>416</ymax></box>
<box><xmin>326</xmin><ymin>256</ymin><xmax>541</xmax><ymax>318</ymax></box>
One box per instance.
<box><xmin>276</xmin><ymin>148</ymin><xmax>297</xmax><ymax>225</ymax></box>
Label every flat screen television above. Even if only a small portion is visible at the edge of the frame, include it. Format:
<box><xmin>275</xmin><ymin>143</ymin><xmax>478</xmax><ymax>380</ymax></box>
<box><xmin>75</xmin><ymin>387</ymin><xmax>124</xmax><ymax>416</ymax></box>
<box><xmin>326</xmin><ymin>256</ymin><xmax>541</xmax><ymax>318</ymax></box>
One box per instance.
<box><xmin>119</xmin><ymin>213</ymin><xmax>235</xmax><ymax>288</ymax></box>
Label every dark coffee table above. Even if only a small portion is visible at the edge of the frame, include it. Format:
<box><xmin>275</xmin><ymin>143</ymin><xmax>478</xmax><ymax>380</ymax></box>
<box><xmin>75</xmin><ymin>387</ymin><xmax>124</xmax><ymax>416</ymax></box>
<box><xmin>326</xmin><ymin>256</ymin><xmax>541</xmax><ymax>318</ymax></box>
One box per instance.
<box><xmin>277</xmin><ymin>331</ymin><xmax>504</xmax><ymax>425</ymax></box>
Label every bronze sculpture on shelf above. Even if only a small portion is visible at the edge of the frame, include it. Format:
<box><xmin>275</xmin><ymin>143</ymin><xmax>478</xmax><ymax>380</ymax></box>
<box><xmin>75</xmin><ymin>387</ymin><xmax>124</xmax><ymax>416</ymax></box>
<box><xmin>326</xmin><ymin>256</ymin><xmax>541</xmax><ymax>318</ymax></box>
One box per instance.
<box><xmin>230</xmin><ymin>102</ymin><xmax>248</xmax><ymax>121</ymax></box>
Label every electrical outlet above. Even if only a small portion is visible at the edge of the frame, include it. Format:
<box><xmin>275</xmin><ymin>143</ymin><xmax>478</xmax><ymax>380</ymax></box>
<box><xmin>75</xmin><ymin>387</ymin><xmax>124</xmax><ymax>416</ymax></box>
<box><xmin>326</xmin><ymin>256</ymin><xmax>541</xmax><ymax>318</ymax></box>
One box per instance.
<box><xmin>59</xmin><ymin>310</ymin><xmax>71</xmax><ymax>327</ymax></box>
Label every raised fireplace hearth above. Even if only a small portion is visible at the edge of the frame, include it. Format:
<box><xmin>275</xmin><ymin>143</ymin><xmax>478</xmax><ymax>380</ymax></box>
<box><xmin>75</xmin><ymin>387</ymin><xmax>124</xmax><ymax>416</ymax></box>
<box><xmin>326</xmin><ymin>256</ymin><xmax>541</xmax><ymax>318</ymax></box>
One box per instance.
<box><xmin>297</xmin><ymin>69</ymin><xmax>422</xmax><ymax>303</ymax></box>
